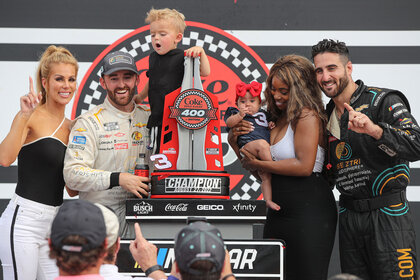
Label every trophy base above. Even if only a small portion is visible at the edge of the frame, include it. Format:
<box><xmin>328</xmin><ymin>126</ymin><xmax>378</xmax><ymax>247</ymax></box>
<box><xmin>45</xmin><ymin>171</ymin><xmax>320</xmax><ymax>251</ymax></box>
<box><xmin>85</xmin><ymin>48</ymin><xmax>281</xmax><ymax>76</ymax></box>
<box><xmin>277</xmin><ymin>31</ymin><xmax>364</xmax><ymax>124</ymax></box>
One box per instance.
<box><xmin>150</xmin><ymin>170</ymin><xmax>230</xmax><ymax>199</ymax></box>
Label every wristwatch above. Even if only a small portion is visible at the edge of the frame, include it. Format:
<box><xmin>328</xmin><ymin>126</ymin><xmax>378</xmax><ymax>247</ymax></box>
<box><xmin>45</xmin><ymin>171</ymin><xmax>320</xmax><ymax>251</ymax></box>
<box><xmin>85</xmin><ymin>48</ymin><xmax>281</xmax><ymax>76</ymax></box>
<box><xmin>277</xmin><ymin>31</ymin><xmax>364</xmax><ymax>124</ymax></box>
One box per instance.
<box><xmin>145</xmin><ymin>264</ymin><xmax>164</xmax><ymax>277</ymax></box>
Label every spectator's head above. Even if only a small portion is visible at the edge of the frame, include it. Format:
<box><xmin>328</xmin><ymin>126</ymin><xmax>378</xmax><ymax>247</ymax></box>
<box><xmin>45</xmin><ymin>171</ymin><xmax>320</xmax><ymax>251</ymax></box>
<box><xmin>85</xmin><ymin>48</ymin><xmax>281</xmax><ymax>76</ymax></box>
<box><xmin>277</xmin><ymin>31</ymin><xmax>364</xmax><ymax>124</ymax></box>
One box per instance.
<box><xmin>95</xmin><ymin>203</ymin><xmax>120</xmax><ymax>264</ymax></box>
<box><xmin>49</xmin><ymin>200</ymin><xmax>107</xmax><ymax>275</ymax></box>
<box><xmin>99</xmin><ymin>51</ymin><xmax>139</xmax><ymax>112</ymax></box>
<box><xmin>174</xmin><ymin>221</ymin><xmax>226</xmax><ymax>280</ymax></box>
<box><xmin>145</xmin><ymin>8</ymin><xmax>185</xmax><ymax>54</ymax></box>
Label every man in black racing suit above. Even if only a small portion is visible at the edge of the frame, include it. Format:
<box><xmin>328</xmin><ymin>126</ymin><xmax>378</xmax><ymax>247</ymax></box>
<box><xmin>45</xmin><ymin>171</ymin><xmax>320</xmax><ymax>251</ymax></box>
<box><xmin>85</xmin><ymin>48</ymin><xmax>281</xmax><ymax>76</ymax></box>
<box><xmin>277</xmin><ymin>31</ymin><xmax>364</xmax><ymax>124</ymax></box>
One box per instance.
<box><xmin>312</xmin><ymin>39</ymin><xmax>420</xmax><ymax>280</ymax></box>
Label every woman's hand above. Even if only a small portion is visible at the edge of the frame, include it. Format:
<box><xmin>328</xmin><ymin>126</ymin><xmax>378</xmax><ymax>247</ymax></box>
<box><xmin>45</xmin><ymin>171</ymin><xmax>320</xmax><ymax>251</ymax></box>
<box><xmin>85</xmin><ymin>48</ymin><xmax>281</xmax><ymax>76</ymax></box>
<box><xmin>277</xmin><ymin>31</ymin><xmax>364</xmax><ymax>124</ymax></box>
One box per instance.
<box><xmin>240</xmin><ymin>148</ymin><xmax>258</xmax><ymax>171</ymax></box>
<box><xmin>232</xmin><ymin>119</ymin><xmax>254</xmax><ymax>137</ymax></box>
<box><xmin>268</xmin><ymin>121</ymin><xmax>276</xmax><ymax>130</ymax></box>
<box><xmin>20</xmin><ymin>77</ymin><xmax>41</xmax><ymax>117</ymax></box>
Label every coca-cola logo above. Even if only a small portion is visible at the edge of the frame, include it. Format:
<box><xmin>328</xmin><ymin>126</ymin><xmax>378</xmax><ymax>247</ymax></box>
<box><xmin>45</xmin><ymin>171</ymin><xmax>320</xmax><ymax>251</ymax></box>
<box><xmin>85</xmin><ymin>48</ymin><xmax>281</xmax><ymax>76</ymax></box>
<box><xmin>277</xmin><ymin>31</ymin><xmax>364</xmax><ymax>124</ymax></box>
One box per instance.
<box><xmin>169</xmin><ymin>89</ymin><xmax>217</xmax><ymax>130</ymax></box>
<box><xmin>164</xmin><ymin>203</ymin><xmax>189</xmax><ymax>212</ymax></box>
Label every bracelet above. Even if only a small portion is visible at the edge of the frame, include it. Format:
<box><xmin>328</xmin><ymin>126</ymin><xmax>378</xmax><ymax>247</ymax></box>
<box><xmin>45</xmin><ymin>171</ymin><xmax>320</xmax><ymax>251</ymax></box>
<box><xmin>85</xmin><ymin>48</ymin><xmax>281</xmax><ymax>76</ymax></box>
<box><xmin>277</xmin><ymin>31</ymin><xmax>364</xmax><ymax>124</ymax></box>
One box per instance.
<box><xmin>221</xmin><ymin>273</ymin><xmax>235</xmax><ymax>280</ymax></box>
<box><xmin>144</xmin><ymin>264</ymin><xmax>164</xmax><ymax>277</ymax></box>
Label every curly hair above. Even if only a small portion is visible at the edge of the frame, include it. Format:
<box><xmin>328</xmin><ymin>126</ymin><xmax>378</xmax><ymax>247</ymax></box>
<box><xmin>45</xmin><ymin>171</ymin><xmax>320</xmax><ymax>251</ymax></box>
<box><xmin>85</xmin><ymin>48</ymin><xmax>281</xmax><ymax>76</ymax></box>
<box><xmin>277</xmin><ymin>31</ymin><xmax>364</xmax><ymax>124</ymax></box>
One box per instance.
<box><xmin>36</xmin><ymin>45</ymin><xmax>78</xmax><ymax>105</ymax></box>
<box><xmin>49</xmin><ymin>235</ymin><xmax>106</xmax><ymax>275</ymax></box>
<box><xmin>264</xmin><ymin>54</ymin><xmax>327</xmax><ymax>128</ymax></box>
<box><xmin>145</xmin><ymin>8</ymin><xmax>186</xmax><ymax>34</ymax></box>
<box><xmin>104</xmin><ymin>242</ymin><xmax>118</xmax><ymax>263</ymax></box>
<box><xmin>311</xmin><ymin>39</ymin><xmax>350</xmax><ymax>63</ymax></box>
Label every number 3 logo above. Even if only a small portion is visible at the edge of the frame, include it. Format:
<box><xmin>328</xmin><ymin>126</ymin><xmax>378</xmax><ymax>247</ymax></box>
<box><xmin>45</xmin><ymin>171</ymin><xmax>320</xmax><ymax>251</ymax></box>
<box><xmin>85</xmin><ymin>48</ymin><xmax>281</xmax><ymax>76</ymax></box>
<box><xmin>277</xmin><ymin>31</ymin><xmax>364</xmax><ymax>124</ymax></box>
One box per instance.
<box><xmin>150</xmin><ymin>154</ymin><xmax>173</xmax><ymax>170</ymax></box>
<box><xmin>254</xmin><ymin>112</ymin><xmax>268</xmax><ymax>127</ymax></box>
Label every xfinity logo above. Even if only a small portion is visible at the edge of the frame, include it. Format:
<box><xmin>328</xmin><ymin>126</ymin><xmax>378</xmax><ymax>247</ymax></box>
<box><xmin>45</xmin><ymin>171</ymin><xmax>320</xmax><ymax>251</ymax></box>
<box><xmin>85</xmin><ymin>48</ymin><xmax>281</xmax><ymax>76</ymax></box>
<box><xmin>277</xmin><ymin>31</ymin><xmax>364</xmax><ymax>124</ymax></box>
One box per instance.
<box><xmin>233</xmin><ymin>203</ymin><xmax>256</xmax><ymax>213</ymax></box>
<box><xmin>133</xmin><ymin>202</ymin><xmax>153</xmax><ymax>215</ymax></box>
<box><xmin>197</xmin><ymin>205</ymin><xmax>224</xmax><ymax>211</ymax></box>
<box><xmin>164</xmin><ymin>203</ymin><xmax>188</xmax><ymax>212</ymax></box>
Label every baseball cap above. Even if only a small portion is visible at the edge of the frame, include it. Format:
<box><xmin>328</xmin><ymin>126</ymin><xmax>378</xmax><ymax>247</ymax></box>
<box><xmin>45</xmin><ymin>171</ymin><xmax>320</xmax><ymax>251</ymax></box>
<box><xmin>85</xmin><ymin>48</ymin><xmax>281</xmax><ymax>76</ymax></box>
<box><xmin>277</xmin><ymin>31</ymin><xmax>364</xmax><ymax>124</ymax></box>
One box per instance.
<box><xmin>50</xmin><ymin>200</ymin><xmax>107</xmax><ymax>252</ymax></box>
<box><xmin>174</xmin><ymin>221</ymin><xmax>226</xmax><ymax>275</ymax></box>
<box><xmin>101</xmin><ymin>51</ymin><xmax>138</xmax><ymax>76</ymax></box>
<box><xmin>95</xmin><ymin>203</ymin><xmax>119</xmax><ymax>249</ymax></box>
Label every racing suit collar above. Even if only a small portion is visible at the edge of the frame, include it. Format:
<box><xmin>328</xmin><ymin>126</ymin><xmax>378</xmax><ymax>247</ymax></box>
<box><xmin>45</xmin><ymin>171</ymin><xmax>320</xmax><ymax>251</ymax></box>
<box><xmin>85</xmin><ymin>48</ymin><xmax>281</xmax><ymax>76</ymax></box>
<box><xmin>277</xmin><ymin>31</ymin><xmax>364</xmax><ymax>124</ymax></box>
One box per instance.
<box><xmin>349</xmin><ymin>80</ymin><xmax>367</xmax><ymax>105</ymax></box>
<box><xmin>103</xmin><ymin>98</ymin><xmax>136</xmax><ymax>119</ymax></box>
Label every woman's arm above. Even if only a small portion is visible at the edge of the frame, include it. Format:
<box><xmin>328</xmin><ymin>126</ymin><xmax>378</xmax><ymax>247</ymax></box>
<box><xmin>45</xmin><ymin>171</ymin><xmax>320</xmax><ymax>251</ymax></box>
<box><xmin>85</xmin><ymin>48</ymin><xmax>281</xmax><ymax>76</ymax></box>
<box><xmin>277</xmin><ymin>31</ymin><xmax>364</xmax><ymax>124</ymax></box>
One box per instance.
<box><xmin>0</xmin><ymin>112</ymin><xmax>31</xmax><ymax>166</ymax></box>
<box><xmin>227</xmin><ymin>119</ymin><xmax>254</xmax><ymax>160</ymax></box>
<box><xmin>242</xmin><ymin>109</ymin><xmax>319</xmax><ymax>177</ymax></box>
<box><xmin>65</xmin><ymin>186</ymin><xmax>79</xmax><ymax>197</ymax></box>
<box><xmin>0</xmin><ymin>77</ymin><xmax>40</xmax><ymax>166</ymax></box>
<box><xmin>227</xmin><ymin>120</ymin><xmax>261</xmax><ymax>180</ymax></box>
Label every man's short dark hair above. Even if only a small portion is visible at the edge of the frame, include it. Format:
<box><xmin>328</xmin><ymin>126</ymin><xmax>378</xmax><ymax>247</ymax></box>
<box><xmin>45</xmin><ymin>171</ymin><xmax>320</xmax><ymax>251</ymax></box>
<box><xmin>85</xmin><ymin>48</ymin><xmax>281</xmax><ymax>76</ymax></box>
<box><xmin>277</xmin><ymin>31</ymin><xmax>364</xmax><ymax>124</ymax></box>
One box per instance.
<box><xmin>311</xmin><ymin>39</ymin><xmax>350</xmax><ymax>62</ymax></box>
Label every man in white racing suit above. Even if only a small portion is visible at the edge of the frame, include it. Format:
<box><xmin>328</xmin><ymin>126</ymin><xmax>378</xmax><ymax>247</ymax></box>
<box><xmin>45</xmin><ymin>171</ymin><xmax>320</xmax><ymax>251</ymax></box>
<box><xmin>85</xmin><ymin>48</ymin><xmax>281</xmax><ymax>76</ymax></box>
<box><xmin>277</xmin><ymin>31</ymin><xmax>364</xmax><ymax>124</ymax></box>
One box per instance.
<box><xmin>64</xmin><ymin>51</ymin><xmax>150</xmax><ymax>238</ymax></box>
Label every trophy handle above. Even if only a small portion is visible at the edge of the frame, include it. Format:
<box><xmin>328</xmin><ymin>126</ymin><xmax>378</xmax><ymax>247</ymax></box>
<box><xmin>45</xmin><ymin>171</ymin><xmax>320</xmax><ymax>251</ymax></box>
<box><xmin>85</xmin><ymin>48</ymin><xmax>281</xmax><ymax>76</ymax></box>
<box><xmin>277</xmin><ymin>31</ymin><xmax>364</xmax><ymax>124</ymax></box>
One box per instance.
<box><xmin>176</xmin><ymin>56</ymin><xmax>207</xmax><ymax>170</ymax></box>
<box><xmin>192</xmin><ymin>56</ymin><xmax>207</xmax><ymax>170</ymax></box>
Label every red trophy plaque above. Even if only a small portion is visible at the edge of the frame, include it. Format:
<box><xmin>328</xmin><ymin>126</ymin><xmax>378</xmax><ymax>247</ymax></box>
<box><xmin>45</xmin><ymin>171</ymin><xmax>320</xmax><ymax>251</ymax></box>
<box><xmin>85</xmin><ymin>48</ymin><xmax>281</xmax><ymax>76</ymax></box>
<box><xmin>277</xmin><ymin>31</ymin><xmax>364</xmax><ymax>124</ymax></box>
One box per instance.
<box><xmin>150</xmin><ymin>56</ymin><xmax>230</xmax><ymax>199</ymax></box>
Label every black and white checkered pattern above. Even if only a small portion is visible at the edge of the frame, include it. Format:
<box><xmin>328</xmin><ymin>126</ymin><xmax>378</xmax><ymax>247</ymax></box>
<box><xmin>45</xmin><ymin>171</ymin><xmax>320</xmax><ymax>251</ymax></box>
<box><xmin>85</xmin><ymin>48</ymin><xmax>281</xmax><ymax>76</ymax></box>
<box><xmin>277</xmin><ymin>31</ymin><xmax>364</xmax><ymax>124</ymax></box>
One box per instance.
<box><xmin>82</xmin><ymin>28</ymin><xmax>263</xmax><ymax>114</ymax></box>
<box><xmin>183</xmin><ymin>31</ymin><xmax>262</xmax><ymax>80</ymax></box>
<box><xmin>230</xmin><ymin>175</ymin><xmax>261</xmax><ymax>200</ymax></box>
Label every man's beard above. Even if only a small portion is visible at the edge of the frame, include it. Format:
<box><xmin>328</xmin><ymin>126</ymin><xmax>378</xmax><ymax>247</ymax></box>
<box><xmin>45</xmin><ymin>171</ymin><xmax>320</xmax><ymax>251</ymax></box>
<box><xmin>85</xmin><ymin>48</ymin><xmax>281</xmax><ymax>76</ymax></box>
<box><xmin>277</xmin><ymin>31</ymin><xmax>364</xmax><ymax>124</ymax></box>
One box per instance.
<box><xmin>107</xmin><ymin>86</ymin><xmax>136</xmax><ymax>107</ymax></box>
<box><xmin>321</xmin><ymin>75</ymin><xmax>349</xmax><ymax>99</ymax></box>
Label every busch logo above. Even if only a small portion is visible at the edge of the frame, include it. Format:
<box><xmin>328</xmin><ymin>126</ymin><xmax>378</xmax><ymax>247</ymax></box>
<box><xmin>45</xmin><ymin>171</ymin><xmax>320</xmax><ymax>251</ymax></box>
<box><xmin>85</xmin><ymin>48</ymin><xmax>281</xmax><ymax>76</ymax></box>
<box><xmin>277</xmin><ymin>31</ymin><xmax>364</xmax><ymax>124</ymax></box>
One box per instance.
<box><xmin>165</xmin><ymin>203</ymin><xmax>188</xmax><ymax>212</ymax></box>
<box><xmin>197</xmin><ymin>204</ymin><xmax>224</xmax><ymax>211</ymax></box>
<box><xmin>133</xmin><ymin>201</ymin><xmax>153</xmax><ymax>215</ymax></box>
<box><xmin>233</xmin><ymin>203</ymin><xmax>256</xmax><ymax>213</ymax></box>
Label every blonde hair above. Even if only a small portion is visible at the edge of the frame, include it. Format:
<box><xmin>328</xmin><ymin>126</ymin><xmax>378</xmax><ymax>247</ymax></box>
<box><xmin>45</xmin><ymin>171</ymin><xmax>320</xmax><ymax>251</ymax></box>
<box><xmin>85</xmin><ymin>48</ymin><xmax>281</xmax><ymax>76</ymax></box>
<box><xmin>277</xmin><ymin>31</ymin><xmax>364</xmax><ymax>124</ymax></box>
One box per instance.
<box><xmin>264</xmin><ymin>54</ymin><xmax>326</xmax><ymax>127</ymax></box>
<box><xmin>145</xmin><ymin>8</ymin><xmax>186</xmax><ymax>34</ymax></box>
<box><xmin>36</xmin><ymin>45</ymin><xmax>79</xmax><ymax>105</ymax></box>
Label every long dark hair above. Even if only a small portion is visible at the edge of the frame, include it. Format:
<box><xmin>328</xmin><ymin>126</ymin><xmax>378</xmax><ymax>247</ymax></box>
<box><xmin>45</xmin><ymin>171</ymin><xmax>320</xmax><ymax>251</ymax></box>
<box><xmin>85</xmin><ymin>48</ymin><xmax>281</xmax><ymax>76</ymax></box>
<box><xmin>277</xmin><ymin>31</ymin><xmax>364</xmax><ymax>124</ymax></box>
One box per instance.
<box><xmin>264</xmin><ymin>54</ymin><xmax>326</xmax><ymax>128</ymax></box>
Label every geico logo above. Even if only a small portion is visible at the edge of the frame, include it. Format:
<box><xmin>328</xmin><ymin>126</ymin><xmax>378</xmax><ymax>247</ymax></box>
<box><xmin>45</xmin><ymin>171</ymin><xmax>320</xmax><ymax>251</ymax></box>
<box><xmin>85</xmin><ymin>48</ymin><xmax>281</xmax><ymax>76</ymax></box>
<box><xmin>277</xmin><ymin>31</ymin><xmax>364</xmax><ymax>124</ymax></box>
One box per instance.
<box><xmin>397</xmin><ymin>248</ymin><xmax>414</xmax><ymax>278</ymax></box>
<box><xmin>197</xmin><ymin>205</ymin><xmax>224</xmax><ymax>211</ymax></box>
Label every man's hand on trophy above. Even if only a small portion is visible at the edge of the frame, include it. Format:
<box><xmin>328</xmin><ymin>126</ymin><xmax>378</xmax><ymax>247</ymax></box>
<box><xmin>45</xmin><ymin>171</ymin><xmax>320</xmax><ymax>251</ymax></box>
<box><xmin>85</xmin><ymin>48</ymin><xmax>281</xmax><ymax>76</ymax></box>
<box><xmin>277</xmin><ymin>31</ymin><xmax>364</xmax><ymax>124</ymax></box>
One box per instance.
<box><xmin>119</xmin><ymin>173</ymin><xmax>150</xmax><ymax>198</ymax></box>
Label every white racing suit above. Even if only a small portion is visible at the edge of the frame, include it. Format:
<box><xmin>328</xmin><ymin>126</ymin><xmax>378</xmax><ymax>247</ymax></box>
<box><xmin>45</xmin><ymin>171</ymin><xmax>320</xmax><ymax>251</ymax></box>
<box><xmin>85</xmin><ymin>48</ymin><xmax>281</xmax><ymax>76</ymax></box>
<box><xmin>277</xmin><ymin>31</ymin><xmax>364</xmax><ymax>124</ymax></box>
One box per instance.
<box><xmin>64</xmin><ymin>98</ymin><xmax>150</xmax><ymax>237</ymax></box>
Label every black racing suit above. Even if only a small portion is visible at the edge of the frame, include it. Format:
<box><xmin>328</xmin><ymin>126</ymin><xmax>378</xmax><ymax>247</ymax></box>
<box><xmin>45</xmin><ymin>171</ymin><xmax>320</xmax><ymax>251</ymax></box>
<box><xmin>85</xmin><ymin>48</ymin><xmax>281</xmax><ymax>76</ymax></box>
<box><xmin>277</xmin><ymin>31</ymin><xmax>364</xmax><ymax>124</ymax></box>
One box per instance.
<box><xmin>326</xmin><ymin>80</ymin><xmax>420</xmax><ymax>280</ymax></box>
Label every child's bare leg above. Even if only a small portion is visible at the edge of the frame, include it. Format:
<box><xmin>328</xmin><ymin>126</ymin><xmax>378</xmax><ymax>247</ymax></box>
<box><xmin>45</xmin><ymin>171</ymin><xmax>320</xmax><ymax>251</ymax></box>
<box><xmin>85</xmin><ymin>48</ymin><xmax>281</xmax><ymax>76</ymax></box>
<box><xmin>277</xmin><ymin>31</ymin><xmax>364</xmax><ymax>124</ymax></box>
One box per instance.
<box><xmin>242</xmin><ymin>140</ymin><xmax>280</xmax><ymax>211</ymax></box>
<box><xmin>259</xmin><ymin>171</ymin><xmax>280</xmax><ymax>210</ymax></box>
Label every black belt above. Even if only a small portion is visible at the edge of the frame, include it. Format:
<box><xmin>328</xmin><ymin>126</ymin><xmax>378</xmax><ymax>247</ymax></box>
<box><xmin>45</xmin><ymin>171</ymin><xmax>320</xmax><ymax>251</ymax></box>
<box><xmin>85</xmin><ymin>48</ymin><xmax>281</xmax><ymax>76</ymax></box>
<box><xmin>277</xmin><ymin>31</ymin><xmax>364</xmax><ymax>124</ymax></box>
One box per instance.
<box><xmin>339</xmin><ymin>190</ymin><xmax>407</xmax><ymax>212</ymax></box>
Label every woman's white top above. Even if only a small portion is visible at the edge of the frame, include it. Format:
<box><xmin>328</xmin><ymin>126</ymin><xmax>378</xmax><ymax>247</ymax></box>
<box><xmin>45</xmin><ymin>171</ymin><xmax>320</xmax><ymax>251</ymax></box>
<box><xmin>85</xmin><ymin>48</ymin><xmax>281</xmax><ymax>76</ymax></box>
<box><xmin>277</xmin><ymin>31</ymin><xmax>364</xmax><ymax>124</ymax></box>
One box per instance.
<box><xmin>270</xmin><ymin>123</ymin><xmax>324</xmax><ymax>173</ymax></box>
